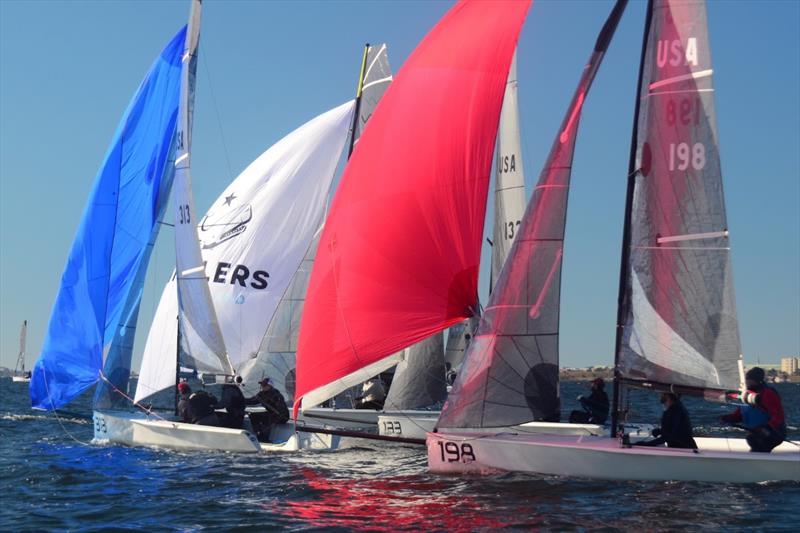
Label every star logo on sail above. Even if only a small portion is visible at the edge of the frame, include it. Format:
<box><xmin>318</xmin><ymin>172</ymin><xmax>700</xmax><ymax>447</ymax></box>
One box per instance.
<box><xmin>200</xmin><ymin>192</ymin><xmax>253</xmax><ymax>248</ymax></box>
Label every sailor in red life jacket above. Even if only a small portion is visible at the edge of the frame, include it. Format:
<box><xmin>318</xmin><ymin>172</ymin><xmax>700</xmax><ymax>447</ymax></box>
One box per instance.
<box><xmin>721</xmin><ymin>367</ymin><xmax>786</xmax><ymax>453</ymax></box>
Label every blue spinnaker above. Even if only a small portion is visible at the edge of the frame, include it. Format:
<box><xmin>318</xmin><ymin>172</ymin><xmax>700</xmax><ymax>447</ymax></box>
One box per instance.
<box><xmin>31</xmin><ymin>26</ymin><xmax>187</xmax><ymax>410</ymax></box>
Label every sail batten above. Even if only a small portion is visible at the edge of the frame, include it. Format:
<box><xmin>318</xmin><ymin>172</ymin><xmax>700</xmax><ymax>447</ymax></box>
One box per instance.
<box><xmin>294</xmin><ymin>0</ymin><xmax>532</xmax><ymax>415</ymax></box>
<box><xmin>438</xmin><ymin>0</ymin><xmax>628</xmax><ymax>429</ymax></box>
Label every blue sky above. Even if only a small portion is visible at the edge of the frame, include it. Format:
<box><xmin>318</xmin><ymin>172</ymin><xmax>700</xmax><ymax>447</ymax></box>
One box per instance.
<box><xmin>1</xmin><ymin>0</ymin><xmax>798</xmax><ymax>371</ymax></box>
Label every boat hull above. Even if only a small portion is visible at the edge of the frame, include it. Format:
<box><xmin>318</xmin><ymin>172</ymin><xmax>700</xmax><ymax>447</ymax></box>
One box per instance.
<box><xmin>93</xmin><ymin>410</ymin><xmax>339</xmax><ymax>453</ymax></box>
<box><xmin>427</xmin><ymin>432</ymin><xmax>800</xmax><ymax>483</ymax></box>
<box><xmin>301</xmin><ymin>407</ymin><xmax>380</xmax><ymax>429</ymax></box>
<box><xmin>11</xmin><ymin>376</ymin><xmax>30</xmax><ymax>383</ymax></box>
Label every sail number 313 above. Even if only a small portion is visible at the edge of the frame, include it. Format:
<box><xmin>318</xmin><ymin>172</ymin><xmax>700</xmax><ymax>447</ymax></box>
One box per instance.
<box><xmin>178</xmin><ymin>204</ymin><xmax>191</xmax><ymax>224</ymax></box>
<box><xmin>436</xmin><ymin>441</ymin><xmax>476</xmax><ymax>463</ymax></box>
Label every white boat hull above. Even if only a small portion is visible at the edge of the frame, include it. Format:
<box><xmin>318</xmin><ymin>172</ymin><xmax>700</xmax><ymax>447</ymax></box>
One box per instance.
<box><xmin>301</xmin><ymin>407</ymin><xmax>380</xmax><ymax>429</ymax></box>
<box><xmin>378</xmin><ymin>411</ymin><xmax>607</xmax><ymax>441</ymax></box>
<box><xmin>427</xmin><ymin>431</ymin><xmax>800</xmax><ymax>483</ymax></box>
<box><xmin>11</xmin><ymin>376</ymin><xmax>30</xmax><ymax>383</ymax></box>
<box><xmin>94</xmin><ymin>410</ymin><xmax>339</xmax><ymax>453</ymax></box>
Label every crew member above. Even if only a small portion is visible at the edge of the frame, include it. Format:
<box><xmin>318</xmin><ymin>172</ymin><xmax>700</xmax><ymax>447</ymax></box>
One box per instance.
<box><xmin>188</xmin><ymin>388</ymin><xmax>221</xmax><ymax>426</ymax></box>
<box><xmin>637</xmin><ymin>392</ymin><xmax>696</xmax><ymax>449</ymax></box>
<box><xmin>177</xmin><ymin>381</ymin><xmax>192</xmax><ymax>423</ymax></box>
<box><xmin>355</xmin><ymin>376</ymin><xmax>386</xmax><ymax>410</ymax></box>
<box><xmin>721</xmin><ymin>367</ymin><xmax>786</xmax><ymax>453</ymax></box>
<box><xmin>245</xmin><ymin>378</ymin><xmax>290</xmax><ymax>443</ymax></box>
<box><xmin>219</xmin><ymin>376</ymin><xmax>247</xmax><ymax>429</ymax></box>
<box><xmin>570</xmin><ymin>378</ymin><xmax>610</xmax><ymax>424</ymax></box>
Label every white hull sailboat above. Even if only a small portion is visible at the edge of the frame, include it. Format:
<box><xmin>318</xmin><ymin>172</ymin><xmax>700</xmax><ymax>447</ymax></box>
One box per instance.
<box><xmin>428</xmin><ymin>0</ymin><xmax>799</xmax><ymax>483</ymax></box>
<box><xmin>93</xmin><ymin>410</ymin><xmax>339</xmax><ymax>453</ymax></box>
<box><xmin>427</xmin><ymin>433</ymin><xmax>799</xmax><ymax>483</ymax></box>
<box><xmin>13</xmin><ymin>320</ymin><xmax>30</xmax><ymax>383</ymax></box>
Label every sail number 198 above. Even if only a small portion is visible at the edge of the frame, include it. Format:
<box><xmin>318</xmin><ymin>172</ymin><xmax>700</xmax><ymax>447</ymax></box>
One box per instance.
<box><xmin>436</xmin><ymin>440</ymin><xmax>476</xmax><ymax>463</ymax></box>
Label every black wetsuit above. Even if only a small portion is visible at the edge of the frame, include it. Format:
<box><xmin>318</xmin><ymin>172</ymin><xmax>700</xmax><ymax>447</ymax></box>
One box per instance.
<box><xmin>219</xmin><ymin>385</ymin><xmax>246</xmax><ymax>429</ymax></box>
<box><xmin>642</xmin><ymin>400</ymin><xmax>696</xmax><ymax>449</ymax></box>
<box><xmin>188</xmin><ymin>390</ymin><xmax>220</xmax><ymax>426</ymax></box>
<box><xmin>580</xmin><ymin>390</ymin><xmax>610</xmax><ymax>424</ymax></box>
<box><xmin>177</xmin><ymin>394</ymin><xmax>192</xmax><ymax>423</ymax></box>
<box><xmin>245</xmin><ymin>388</ymin><xmax>289</xmax><ymax>442</ymax></box>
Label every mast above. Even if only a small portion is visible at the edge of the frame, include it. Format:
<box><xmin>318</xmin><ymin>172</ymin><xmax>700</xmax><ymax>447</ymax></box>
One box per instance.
<box><xmin>611</xmin><ymin>0</ymin><xmax>653</xmax><ymax>439</ymax></box>
<box><xmin>347</xmin><ymin>43</ymin><xmax>370</xmax><ymax>158</ymax></box>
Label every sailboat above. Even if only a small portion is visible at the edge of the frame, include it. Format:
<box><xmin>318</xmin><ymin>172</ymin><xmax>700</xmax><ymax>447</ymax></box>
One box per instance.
<box><xmin>30</xmin><ymin>6</ymin><xmax>187</xmax><ymax>413</ymax></box>
<box><xmin>293</xmin><ymin>0</ymin><xmax>532</xmax><ymax>430</ymax></box>
<box><xmin>428</xmin><ymin>0</ymin><xmax>799</xmax><ymax>483</ymax></box>
<box><xmin>12</xmin><ymin>321</ymin><xmax>30</xmax><ymax>383</ymax></box>
<box><xmin>97</xmin><ymin>43</ymin><xmax>388</xmax><ymax>453</ymax></box>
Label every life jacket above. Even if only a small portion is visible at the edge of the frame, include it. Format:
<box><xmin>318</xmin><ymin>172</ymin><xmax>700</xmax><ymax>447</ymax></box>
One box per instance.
<box><xmin>740</xmin><ymin>404</ymin><xmax>770</xmax><ymax>430</ymax></box>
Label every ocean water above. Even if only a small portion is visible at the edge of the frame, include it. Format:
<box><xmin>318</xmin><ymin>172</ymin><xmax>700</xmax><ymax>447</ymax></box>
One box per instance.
<box><xmin>1</xmin><ymin>378</ymin><xmax>798</xmax><ymax>532</ymax></box>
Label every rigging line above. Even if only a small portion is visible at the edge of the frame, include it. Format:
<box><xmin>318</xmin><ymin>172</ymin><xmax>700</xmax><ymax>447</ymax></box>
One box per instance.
<box><xmin>98</xmin><ymin>370</ymin><xmax>170</xmax><ymax>423</ymax></box>
<box><xmin>201</xmin><ymin>49</ymin><xmax>233</xmax><ymax>183</ymax></box>
<box><xmin>42</xmin><ymin>365</ymin><xmax>92</xmax><ymax>447</ymax></box>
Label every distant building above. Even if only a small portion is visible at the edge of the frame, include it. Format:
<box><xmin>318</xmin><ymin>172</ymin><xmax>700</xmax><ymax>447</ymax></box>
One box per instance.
<box><xmin>781</xmin><ymin>357</ymin><xmax>799</xmax><ymax>374</ymax></box>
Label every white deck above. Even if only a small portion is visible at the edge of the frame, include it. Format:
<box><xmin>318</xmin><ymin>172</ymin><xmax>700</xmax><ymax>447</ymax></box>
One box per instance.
<box><xmin>427</xmin><ymin>431</ymin><xmax>800</xmax><ymax>483</ymax></box>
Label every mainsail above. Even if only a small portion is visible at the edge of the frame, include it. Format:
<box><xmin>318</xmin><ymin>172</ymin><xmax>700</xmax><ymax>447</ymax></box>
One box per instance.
<box><xmin>135</xmin><ymin>101</ymin><xmax>355</xmax><ymax>401</ymax></box>
<box><xmin>237</xmin><ymin>44</ymin><xmax>394</xmax><ymax>402</ymax></box>
<box><xmin>491</xmin><ymin>50</ymin><xmax>527</xmax><ymax>292</ymax></box>
<box><xmin>30</xmin><ymin>26</ymin><xmax>186</xmax><ymax>410</ymax></box>
<box><xmin>438</xmin><ymin>0</ymin><xmax>628</xmax><ymax>428</ymax></box>
<box><xmin>615</xmin><ymin>0</ymin><xmax>743</xmax><ymax>395</ymax></box>
<box><xmin>172</xmin><ymin>0</ymin><xmax>234</xmax><ymax>376</ymax></box>
<box><xmin>15</xmin><ymin>320</ymin><xmax>27</xmax><ymax>374</ymax></box>
<box><xmin>294</xmin><ymin>0</ymin><xmax>531</xmax><ymax>413</ymax></box>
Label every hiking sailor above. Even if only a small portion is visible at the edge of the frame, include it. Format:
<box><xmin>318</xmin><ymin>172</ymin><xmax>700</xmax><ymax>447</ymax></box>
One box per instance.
<box><xmin>721</xmin><ymin>367</ymin><xmax>786</xmax><ymax>453</ymax></box>
<box><xmin>569</xmin><ymin>378</ymin><xmax>610</xmax><ymax>424</ymax></box>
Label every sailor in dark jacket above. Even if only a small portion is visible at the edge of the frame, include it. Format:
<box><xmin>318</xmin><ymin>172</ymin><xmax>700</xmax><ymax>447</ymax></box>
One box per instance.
<box><xmin>187</xmin><ymin>389</ymin><xmax>221</xmax><ymax>426</ymax></box>
<box><xmin>721</xmin><ymin>367</ymin><xmax>787</xmax><ymax>453</ymax></box>
<box><xmin>638</xmin><ymin>392</ymin><xmax>696</xmax><ymax>449</ymax></box>
<box><xmin>569</xmin><ymin>378</ymin><xmax>610</xmax><ymax>424</ymax></box>
<box><xmin>219</xmin><ymin>378</ymin><xmax>247</xmax><ymax>429</ymax></box>
<box><xmin>245</xmin><ymin>378</ymin><xmax>290</xmax><ymax>443</ymax></box>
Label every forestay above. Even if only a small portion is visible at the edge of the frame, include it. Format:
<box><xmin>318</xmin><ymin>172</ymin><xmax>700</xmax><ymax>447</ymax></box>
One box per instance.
<box><xmin>617</xmin><ymin>0</ymin><xmax>743</xmax><ymax>395</ymax></box>
<box><xmin>136</xmin><ymin>101</ymin><xmax>355</xmax><ymax>401</ymax></box>
<box><xmin>294</xmin><ymin>0</ymin><xmax>532</xmax><ymax>414</ymax></box>
<box><xmin>30</xmin><ymin>27</ymin><xmax>186</xmax><ymax>410</ymax></box>
<box><xmin>491</xmin><ymin>50</ymin><xmax>527</xmax><ymax>292</ymax></box>
<box><xmin>438</xmin><ymin>0</ymin><xmax>628</xmax><ymax>428</ymax></box>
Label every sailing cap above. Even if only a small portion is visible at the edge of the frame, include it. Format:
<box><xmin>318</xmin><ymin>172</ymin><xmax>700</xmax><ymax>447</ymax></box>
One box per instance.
<box><xmin>177</xmin><ymin>382</ymin><xmax>191</xmax><ymax>393</ymax></box>
<box><xmin>745</xmin><ymin>367</ymin><xmax>765</xmax><ymax>383</ymax></box>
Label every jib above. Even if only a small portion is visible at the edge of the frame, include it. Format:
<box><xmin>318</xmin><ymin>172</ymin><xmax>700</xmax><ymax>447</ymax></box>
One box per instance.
<box><xmin>213</xmin><ymin>262</ymin><xmax>269</xmax><ymax>289</ymax></box>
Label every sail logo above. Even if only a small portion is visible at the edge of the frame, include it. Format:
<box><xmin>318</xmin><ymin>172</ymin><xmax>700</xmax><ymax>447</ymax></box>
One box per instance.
<box><xmin>200</xmin><ymin>202</ymin><xmax>253</xmax><ymax>248</ymax></box>
<box><xmin>656</xmin><ymin>37</ymin><xmax>698</xmax><ymax>68</ymax></box>
<box><xmin>213</xmin><ymin>262</ymin><xmax>269</xmax><ymax>290</ymax></box>
<box><xmin>497</xmin><ymin>153</ymin><xmax>517</xmax><ymax>174</ymax></box>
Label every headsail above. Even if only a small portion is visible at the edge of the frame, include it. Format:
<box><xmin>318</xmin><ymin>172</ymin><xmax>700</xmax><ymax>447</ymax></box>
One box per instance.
<box><xmin>491</xmin><ymin>50</ymin><xmax>527</xmax><ymax>292</ymax></box>
<box><xmin>384</xmin><ymin>333</ymin><xmax>447</xmax><ymax>411</ymax></box>
<box><xmin>136</xmin><ymin>102</ymin><xmax>355</xmax><ymax>401</ymax></box>
<box><xmin>616</xmin><ymin>0</ymin><xmax>742</xmax><ymax>396</ymax></box>
<box><xmin>237</xmin><ymin>44</ymin><xmax>393</xmax><ymax>401</ymax></box>
<box><xmin>172</xmin><ymin>0</ymin><xmax>233</xmax><ymax>376</ymax></box>
<box><xmin>294</xmin><ymin>0</ymin><xmax>531</xmax><ymax>414</ymax></box>
<box><xmin>30</xmin><ymin>27</ymin><xmax>186</xmax><ymax>410</ymax></box>
<box><xmin>438</xmin><ymin>0</ymin><xmax>628</xmax><ymax>428</ymax></box>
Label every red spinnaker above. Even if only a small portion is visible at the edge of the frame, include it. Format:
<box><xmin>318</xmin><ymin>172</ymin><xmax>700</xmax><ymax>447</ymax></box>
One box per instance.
<box><xmin>294</xmin><ymin>0</ymin><xmax>532</xmax><ymax>414</ymax></box>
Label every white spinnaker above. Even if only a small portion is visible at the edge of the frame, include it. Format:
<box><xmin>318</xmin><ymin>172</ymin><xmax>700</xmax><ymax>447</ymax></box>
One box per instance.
<box><xmin>135</xmin><ymin>101</ymin><xmax>355</xmax><ymax>400</ymax></box>
<box><xmin>172</xmin><ymin>0</ymin><xmax>233</xmax><ymax>375</ymax></box>
<box><xmin>491</xmin><ymin>49</ymin><xmax>527</xmax><ymax>291</ymax></box>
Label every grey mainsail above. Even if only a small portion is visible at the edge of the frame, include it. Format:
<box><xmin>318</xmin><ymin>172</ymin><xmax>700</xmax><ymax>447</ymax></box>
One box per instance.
<box><xmin>240</xmin><ymin>44</ymin><xmax>392</xmax><ymax>401</ymax></box>
<box><xmin>616</xmin><ymin>0</ymin><xmax>742</xmax><ymax>396</ymax></box>
<box><xmin>491</xmin><ymin>50</ymin><xmax>527</xmax><ymax>292</ymax></box>
<box><xmin>444</xmin><ymin>316</ymin><xmax>479</xmax><ymax>371</ymax></box>
<box><xmin>438</xmin><ymin>0</ymin><xmax>628</xmax><ymax>428</ymax></box>
<box><xmin>384</xmin><ymin>333</ymin><xmax>446</xmax><ymax>410</ymax></box>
